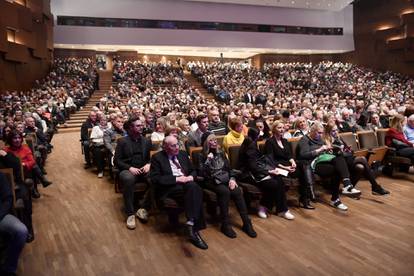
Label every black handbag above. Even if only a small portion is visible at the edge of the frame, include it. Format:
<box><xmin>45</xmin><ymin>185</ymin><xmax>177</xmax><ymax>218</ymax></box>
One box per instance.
<box><xmin>212</xmin><ymin>170</ymin><xmax>230</xmax><ymax>185</ymax></box>
<box><xmin>253</xmin><ymin>154</ymin><xmax>276</xmax><ymax>180</ymax></box>
<box><xmin>256</xmin><ymin>154</ymin><xmax>276</xmax><ymax>172</ymax></box>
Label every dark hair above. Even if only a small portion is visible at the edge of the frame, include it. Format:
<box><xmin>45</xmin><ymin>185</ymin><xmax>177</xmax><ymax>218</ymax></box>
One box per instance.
<box><xmin>247</xmin><ymin>127</ymin><xmax>259</xmax><ymax>141</ymax></box>
<box><xmin>196</xmin><ymin>113</ymin><xmax>208</xmax><ymax>123</ymax></box>
<box><xmin>123</xmin><ymin>116</ymin><xmax>141</xmax><ymax>132</ymax></box>
<box><xmin>281</xmin><ymin>110</ymin><xmax>290</xmax><ymax>118</ymax></box>
<box><xmin>6</xmin><ymin>129</ymin><xmax>23</xmax><ymax>146</ymax></box>
<box><xmin>357</xmin><ymin>112</ymin><xmax>370</xmax><ymax>127</ymax></box>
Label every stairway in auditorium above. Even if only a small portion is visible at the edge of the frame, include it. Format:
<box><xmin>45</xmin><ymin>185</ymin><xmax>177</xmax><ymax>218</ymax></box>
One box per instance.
<box><xmin>58</xmin><ymin>70</ymin><xmax>113</xmax><ymax>133</ymax></box>
<box><xmin>184</xmin><ymin>71</ymin><xmax>215</xmax><ymax>100</ymax></box>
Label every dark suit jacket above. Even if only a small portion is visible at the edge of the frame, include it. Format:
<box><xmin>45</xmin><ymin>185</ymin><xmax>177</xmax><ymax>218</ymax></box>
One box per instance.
<box><xmin>114</xmin><ymin>136</ymin><xmax>152</xmax><ymax>171</ymax></box>
<box><xmin>243</xmin><ymin>93</ymin><xmax>254</xmax><ymax>103</ymax></box>
<box><xmin>150</xmin><ymin>150</ymin><xmax>197</xmax><ymax>192</ymax></box>
<box><xmin>80</xmin><ymin>119</ymin><xmax>97</xmax><ymax>141</ymax></box>
<box><xmin>264</xmin><ymin>136</ymin><xmax>293</xmax><ymax>166</ymax></box>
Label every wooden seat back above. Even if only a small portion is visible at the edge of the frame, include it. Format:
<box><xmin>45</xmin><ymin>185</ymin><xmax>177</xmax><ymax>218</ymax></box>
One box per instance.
<box><xmin>376</xmin><ymin>128</ymin><xmax>388</xmax><ymax>147</ymax></box>
<box><xmin>0</xmin><ymin>168</ymin><xmax>16</xmax><ymax>208</ymax></box>
<box><xmin>357</xmin><ymin>131</ymin><xmax>379</xmax><ymax>149</ymax></box>
<box><xmin>339</xmin><ymin>132</ymin><xmax>360</xmax><ymax>151</ymax></box>
<box><xmin>287</xmin><ymin>137</ymin><xmax>301</xmax><ymax>159</ymax></box>
<box><xmin>227</xmin><ymin>144</ymin><xmax>241</xmax><ymax>170</ymax></box>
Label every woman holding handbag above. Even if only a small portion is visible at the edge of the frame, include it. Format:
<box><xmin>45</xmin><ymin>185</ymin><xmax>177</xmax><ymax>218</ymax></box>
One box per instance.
<box><xmin>238</xmin><ymin>128</ymin><xmax>294</xmax><ymax>220</ymax></box>
<box><xmin>199</xmin><ymin>132</ymin><xmax>256</xmax><ymax>239</ymax></box>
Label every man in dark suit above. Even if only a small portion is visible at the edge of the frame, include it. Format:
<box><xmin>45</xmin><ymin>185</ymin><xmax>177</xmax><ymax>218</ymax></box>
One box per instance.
<box><xmin>80</xmin><ymin>111</ymin><xmax>98</xmax><ymax>168</ymax></box>
<box><xmin>114</xmin><ymin>116</ymin><xmax>152</xmax><ymax>230</ymax></box>
<box><xmin>243</xmin><ymin>92</ymin><xmax>254</xmax><ymax>104</ymax></box>
<box><xmin>150</xmin><ymin>136</ymin><xmax>208</xmax><ymax>250</ymax></box>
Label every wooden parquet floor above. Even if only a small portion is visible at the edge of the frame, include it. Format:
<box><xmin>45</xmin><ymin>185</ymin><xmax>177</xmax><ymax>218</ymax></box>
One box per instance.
<box><xmin>17</xmin><ymin>132</ymin><xmax>414</xmax><ymax>276</ymax></box>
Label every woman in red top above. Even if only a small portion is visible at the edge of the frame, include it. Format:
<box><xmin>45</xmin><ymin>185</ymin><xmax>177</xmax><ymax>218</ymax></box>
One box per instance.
<box><xmin>385</xmin><ymin>114</ymin><xmax>414</xmax><ymax>165</ymax></box>
<box><xmin>4</xmin><ymin>130</ymin><xmax>52</xmax><ymax>198</ymax></box>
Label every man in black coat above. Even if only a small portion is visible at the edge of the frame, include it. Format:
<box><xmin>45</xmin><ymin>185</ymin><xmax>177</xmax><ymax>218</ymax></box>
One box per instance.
<box><xmin>243</xmin><ymin>92</ymin><xmax>254</xmax><ymax>104</ymax></box>
<box><xmin>80</xmin><ymin>111</ymin><xmax>98</xmax><ymax>168</ymax></box>
<box><xmin>150</xmin><ymin>135</ymin><xmax>207</xmax><ymax>250</ymax></box>
<box><xmin>114</xmin><ymin>117</ymin><xmax>152</xmax><ymax>230</ymax></box>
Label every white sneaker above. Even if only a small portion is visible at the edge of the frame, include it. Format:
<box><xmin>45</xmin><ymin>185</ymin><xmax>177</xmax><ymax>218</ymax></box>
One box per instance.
<box><xmin>279</xmin><ymin>210</ymin><xmax>295</xmax><ymax>220</ymax></box>
<box><xmin>257</xmin><ymin>206</ymin><xmax>268</xmax><ymax>219</ymax></box>
<box><xmin>342</xmin><ymin>185</ymin><xmax>361</xmax><ymax>195</ymax></box>
<box><xmin>136</xmin><ymin>208</ymin><xmax>149</xmax><ymax>222</ymax></box>
<box><xmin>98</xmin><ymin>172</ymin><xmax>103</xmax><ymax>178</ymax></box>
<box><xmin>126</xmin><ymin>215</ymin><xmax>136</xmax><ymax>229</ymax></box>
<box><xmin>331</xmin><ymin>199</ymin><xmax>348</xmax><ymax>211</ymax></box>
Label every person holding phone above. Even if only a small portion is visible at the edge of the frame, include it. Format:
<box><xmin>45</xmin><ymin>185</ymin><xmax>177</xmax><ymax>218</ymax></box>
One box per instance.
<box><xmin>323</xmin><ymin>122</ymin><xmax>389</xmax><ymax>196</ymax></box>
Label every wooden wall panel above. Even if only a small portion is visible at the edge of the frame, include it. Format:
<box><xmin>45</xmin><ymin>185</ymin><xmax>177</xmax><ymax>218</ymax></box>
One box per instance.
<box><xmin>0</xmin><ymin>21</ymin><xmax>7</xmax><ymax>53</ymax></box>
<box><xmin>0</xmin><ymin>0</ymin><xmax>52</xmax><ymax>93</ymax></box>
<box><xmin>5</xmin><ymin>42</ymin><xmax>30</xmax><ymax>63</ymax></box>
<box><xmin>0</xmin><ymin>2</ymin><xmax>19</xmax><ymax>30</ymax></box>
<box><xmin>343</xmin><ymin>0</ymin><xmax>414</xmax><ymax>76</ymax></box>
<box><xmin>18</xmin><ymin>7</ymin><xmax>33</xmax><ymax>31</ymax></box>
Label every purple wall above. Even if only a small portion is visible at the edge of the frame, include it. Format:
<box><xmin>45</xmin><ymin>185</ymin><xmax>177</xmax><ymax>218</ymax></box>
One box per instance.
<box><xmin>52</xmin><ymin>0</ymin><xmax>354</xmax><ymax>52</ymax></box>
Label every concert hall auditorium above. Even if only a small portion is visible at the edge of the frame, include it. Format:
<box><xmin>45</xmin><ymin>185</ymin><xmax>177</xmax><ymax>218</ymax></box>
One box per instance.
<box><xmin>0</xmin><ymin>0</ymin><xmax>413</xmax><ymax>275</ymax></box>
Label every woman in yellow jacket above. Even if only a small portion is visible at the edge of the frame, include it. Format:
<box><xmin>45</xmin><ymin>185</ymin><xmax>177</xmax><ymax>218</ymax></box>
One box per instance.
<box><xmin>222</xmin><ymin>116</ymin><xmax>245</xmax><ymax>157</ymax></box>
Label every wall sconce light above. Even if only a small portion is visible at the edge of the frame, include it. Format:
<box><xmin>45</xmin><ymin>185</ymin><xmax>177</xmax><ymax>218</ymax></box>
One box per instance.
<box><xmin>377</xmin><ymin>25</ymin><xmax>394</xmax><ymax>31</ymax></box>
<box><xmin>401</xmin><ymin>9</ymin><xmax>414</xmax><ymax>15</ymax></box>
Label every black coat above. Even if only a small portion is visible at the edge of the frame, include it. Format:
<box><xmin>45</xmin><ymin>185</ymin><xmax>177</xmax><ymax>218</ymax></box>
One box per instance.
<box><xmin>150</xmin><ymin>150</ymin><xmax>197</xmax><ymax>193</ymax></box>
<box><xmin>80</xmin><ymin>119</ymin><xmax>97</xmax><ymax>141</ymax></box>
<box><xmin>0</xmin><ymin>172</ymin><xmax>13</xmax><ymax>220</ymax></box>
<box><xmin>238</xmin><ymin>140</ymin><xmax>272</xmax><ymax>180</ymax></box>
<box><xmin>114</xmin><ymin>136</ymin><xmax>152</xmax><ymax>171</ymax></box>
<box><xmin>264</xmin><ymin>136</ymin><xmax>293</xmax><ymax>166</ymax></box>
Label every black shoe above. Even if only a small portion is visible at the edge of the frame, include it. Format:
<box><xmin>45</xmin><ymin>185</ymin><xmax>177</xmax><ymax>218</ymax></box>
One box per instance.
<box><xmin>84</xmin><ymin>163</ymin><xmax>92</xmax><ymax>169</ymax></box>
<box><xmin>186</xmin><ymin>225</ymin><xmax>208</xmax><ymax>250</ymax></box>
<box><xmin>40</xmin><ymin>167</ymin><xmax>47</xmax><ymax>175</ymax></box>
<box><xmin>299</xmin><ymin>198</ymin><xmax>315</xmax><ymax>210</ymax></box>
<box><xmin>26</xmin><ymin>232</ymin><xmax>34</xmax><ymax>243</ymax></box>
<box><xmin>372</xmin><ymin>185</ymin><xmax>390</xmax><ymax>196</ymax></box>
<box><xmin>242</xmin><ymin>222</ymin><xmax>257</xmax><ymax>238</ymax></box>
<box><xmin>32</xmin><ymin>188</ymin><xmax>41</xmax><ymax>199</ymax></box>
<box><xmin>221</xmin><ymin>224</ymin><xmax>237</xmax><ymax>239</ymax></box>
<box><xmin>41</xmin><ymin>177</ymin><xmax>53</xmax><ymax>188</ymax></box>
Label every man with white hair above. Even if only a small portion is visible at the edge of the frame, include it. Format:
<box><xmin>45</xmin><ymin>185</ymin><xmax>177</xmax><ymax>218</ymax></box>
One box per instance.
<box><xmin>337</xmin><ymin>108</ymin><xmax>355</xmax><ymax>133</ymax></box>
<box><xmin>150</xmin><ymin>135</ymin><xmax>207</xmax><ymax>250</ymax></box>
<box><xmin>403</xmin><ymin>114</ymin><xmax>414</xmax><ymax>143</ymax></box>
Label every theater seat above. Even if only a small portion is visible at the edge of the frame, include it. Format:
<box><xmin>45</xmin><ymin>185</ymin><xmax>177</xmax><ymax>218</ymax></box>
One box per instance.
<box><xmin>227</xmin><ymin>144</ymin><xmax>262</xmax><ymax>209</ymax></box>
<box><xmin>357</xmin><ymin>131</ymin><xmax>388</xmax><ymax>166</ymax></box>
<box><xmin>375</xmin><ymin>128</ymin><xmax>412</xmax><ymax>175</ymax></box>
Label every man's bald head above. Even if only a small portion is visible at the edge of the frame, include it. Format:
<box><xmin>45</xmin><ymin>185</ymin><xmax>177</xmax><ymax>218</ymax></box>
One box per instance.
<box><xmin>163</xmin><ymin>135</ymin><xmax>179</xmax><ymax>156</ymax></box>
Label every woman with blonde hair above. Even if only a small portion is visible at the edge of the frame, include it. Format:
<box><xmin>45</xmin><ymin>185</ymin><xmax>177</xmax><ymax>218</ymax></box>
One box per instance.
<box><xmin>150</xmin><ymin>117</ymin><xmax>169</xmax><ymax>143</ymax></box>
<box><xmin>199</xmin><ymin>132</ymin><xmax>256</xmax><ymax>238</ymax></box>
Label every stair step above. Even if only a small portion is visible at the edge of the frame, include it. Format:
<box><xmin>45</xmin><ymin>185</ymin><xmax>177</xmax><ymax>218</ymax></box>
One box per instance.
<box><xmin>66</xmin><ymin>119</ymin><xmax>85</xmax><ymax>123</ymax></box>
<box><xmin>57</xmin><ymin>128</ymin><xmax>81</xmax><ymax>133</ymax></box>
<box><xmin>59</xmin><ymin>123</ymin><xmax>82</xmax><ymax>128</ymax></box>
